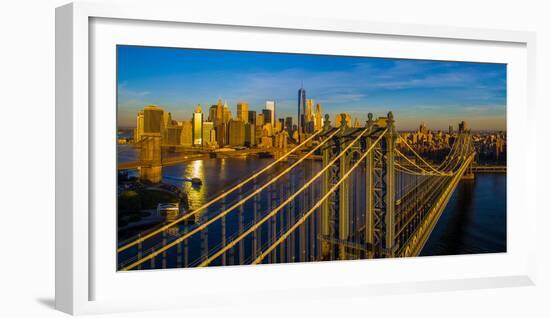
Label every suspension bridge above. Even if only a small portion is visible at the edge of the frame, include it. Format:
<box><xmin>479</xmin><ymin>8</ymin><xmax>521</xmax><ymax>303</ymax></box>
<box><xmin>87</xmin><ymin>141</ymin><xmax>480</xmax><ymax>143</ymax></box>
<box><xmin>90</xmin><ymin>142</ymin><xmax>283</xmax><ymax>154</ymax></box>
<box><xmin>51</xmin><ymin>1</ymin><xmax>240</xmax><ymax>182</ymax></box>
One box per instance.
<box><xmin>117</xmin><ymin>111</ymin><xmax>476</xmax><ymax>270</ymax></box>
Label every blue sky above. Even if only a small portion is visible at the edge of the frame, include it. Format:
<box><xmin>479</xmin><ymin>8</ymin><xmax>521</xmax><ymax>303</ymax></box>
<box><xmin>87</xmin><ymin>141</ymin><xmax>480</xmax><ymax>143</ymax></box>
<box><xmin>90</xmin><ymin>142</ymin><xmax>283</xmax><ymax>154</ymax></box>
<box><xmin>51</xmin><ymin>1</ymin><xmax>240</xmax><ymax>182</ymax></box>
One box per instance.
<box><xmin>117</xmin><ymin>45</ymin><xmax>506</xmax><ymax>131</ymax></box>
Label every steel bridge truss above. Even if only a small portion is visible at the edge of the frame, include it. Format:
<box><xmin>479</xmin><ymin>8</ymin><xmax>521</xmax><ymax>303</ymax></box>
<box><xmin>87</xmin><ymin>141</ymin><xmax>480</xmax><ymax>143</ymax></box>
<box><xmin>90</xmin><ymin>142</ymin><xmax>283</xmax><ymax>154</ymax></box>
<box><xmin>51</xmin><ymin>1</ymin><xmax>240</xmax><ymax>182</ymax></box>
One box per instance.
<box><xmin>319</xmin><ymin>112</ymin><xmax>475</xmax><ymax>260</ymax></box>
<box><xmin>117</xmin><ymin>112</ymin><xmax>476</xmax><ymax>270</ymax></box>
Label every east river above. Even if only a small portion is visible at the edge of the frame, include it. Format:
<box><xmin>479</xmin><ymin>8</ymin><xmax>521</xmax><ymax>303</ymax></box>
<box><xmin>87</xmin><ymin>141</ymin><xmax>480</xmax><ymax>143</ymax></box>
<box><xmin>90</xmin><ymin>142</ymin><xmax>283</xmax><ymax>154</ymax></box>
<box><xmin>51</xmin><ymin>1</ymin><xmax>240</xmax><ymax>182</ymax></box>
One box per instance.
<box><xmin>117</xmin><ymin>144</ymin><xmax>506</xmax><ymax>267</ymax></box>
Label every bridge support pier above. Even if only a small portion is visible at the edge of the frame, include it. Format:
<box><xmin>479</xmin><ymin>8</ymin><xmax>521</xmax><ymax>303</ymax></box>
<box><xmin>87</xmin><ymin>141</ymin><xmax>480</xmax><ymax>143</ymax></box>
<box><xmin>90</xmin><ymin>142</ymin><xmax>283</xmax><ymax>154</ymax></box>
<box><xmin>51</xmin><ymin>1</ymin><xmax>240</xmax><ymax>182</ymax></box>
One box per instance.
<box><xmin>139</xmin><ymin>135</ymin><xmax>162</xmax><ymax>183</ymax></box>
<box><xmin>461</xmin><ymin>163</ymin><xmax>475</xmax><ymax>180</ymax></box>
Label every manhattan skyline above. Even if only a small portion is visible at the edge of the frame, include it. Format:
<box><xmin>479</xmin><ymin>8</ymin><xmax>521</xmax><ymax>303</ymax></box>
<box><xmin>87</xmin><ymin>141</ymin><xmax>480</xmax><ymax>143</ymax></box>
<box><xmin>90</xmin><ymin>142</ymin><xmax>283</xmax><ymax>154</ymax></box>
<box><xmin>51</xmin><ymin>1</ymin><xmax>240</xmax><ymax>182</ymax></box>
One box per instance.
<box><xmin>117</xmin><ymin>45</ymin><xmax>506</xmax><ymax>131</ymax></box>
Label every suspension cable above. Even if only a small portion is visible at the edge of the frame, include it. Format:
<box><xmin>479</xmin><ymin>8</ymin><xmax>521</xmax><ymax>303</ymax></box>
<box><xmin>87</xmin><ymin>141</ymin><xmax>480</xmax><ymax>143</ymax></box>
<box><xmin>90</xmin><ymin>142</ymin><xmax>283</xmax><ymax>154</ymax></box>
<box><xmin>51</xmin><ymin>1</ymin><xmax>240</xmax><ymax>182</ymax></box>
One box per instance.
<box><xmin>398</xmin><ymin>135</ymin><xmax>450</xmax><ymax>175</ymax></box>
<box><xmin>395</xmin><ymin>148</ymin><xmax>451</xmax><ymax>176</ymax></box>
<box><xmin>196</xmin><ymin>128</ymin><xmax>387</xmax><ymax>267</ymax></box>
<box><xmin>256</xmin><ymin>134</ymin><xmax>475</xmax><ymax>264</ymax></box>
<box><xmin>394</xmin><ymin>161</ymin><xmax>431</xmax><ymax>176</ymax></box>
<box><xmin>251</xmin><ymin>130</ymin><xmax>386</xmax><ymax>264</ymax></box>
<box><xmin>118</xmin><ymin>129</ymin><xmax>323</xmax><ymax>253</ymax></box>
<box><xmin>120</xmin><ymin>128</ymin><xmax>340</xmax><ymax>270</ymax></box>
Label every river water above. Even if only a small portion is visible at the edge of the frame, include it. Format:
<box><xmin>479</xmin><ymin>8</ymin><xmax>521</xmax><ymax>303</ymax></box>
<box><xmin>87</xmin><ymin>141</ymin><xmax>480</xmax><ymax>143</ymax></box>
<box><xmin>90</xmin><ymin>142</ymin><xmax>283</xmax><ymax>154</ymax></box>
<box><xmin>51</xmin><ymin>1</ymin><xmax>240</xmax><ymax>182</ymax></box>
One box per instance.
<box><xmin>421</xmin><ymin>173</ymin><xmax>506</xmax><ymax>256</ymax></box>
<box><xmin>117</xmin><ymin>145</ymin><xmax>506</xmax><ymax>268</ymax></box>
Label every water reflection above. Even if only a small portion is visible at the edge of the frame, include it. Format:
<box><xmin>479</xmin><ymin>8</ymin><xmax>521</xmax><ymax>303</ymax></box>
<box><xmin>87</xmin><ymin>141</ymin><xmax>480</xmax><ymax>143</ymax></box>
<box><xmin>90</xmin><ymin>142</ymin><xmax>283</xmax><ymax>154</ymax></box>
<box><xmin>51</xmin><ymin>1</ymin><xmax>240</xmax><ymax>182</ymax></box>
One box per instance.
<box><xmin>117</xmin><ymin>145</ymin><xmax>506</xmax><ymax>266</ymax></box>
<box><xmin>184</xmin><ymin>160</ymin><xmax>207</xmax><ymax>211</ymax></box>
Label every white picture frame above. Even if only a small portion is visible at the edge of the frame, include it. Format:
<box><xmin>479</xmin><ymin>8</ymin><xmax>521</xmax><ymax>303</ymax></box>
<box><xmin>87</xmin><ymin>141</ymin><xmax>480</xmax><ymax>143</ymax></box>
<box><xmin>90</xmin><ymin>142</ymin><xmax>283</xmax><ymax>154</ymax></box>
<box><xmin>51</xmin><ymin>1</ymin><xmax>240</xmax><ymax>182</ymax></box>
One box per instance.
<box><xmin>55</xmin><ymin>1</ymin><xmax>537</xmax><ymax>315</ymax></box>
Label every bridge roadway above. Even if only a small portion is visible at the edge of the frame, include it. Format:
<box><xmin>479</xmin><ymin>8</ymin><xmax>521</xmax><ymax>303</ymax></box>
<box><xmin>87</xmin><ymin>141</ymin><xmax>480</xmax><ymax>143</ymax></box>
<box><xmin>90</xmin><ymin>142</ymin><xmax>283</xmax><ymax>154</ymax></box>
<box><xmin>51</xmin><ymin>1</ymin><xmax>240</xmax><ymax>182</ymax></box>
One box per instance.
<box><xmin>117</xmin><ymin>147</ymin><xmax>280</xmax><ymax>170</ymax></box>
<box><xmin>470</xmin><ymin>165</ymin><xmax>506</xmax><ymax>173</ymax></box>
<box><xmin>399</xmin><ymin>153</ymin><xmax>475</xmax><ymax>257</ymax></box>
<box><xmin>116</xmin><ymin>115</ymin><xmax>488</xmax><ymax>269</ymax></box>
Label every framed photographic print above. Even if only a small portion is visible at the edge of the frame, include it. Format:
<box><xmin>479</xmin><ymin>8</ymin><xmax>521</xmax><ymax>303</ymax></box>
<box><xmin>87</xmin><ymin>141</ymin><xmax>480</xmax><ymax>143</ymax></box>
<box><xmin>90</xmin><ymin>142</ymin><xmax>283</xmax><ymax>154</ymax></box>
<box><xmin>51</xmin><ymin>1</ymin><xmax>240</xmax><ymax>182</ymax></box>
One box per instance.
<box><xmin>56</xmin><ymin>2</ymin><xmax>537</xmax><ymax>315</ymax></box>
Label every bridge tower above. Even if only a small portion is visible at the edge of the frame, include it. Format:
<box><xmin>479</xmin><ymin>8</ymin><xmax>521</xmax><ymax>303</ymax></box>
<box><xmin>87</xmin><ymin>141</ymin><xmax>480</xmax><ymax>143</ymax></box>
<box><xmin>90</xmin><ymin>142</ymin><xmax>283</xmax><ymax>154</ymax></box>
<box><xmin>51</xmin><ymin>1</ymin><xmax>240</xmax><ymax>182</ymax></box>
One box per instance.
<box><xmin>458</xmin><ymin>121</ymin><xmax>475</xmax><ymax>181</ymax></box>
<box><xmin>320</xmin><ymin>114</ymin><xmax>339</xmax><ymax>260</ymax></box>
<box><xmin>140</xmin><ymin>135</ymin><xmax>162</xmax><ymax>183</ymax></box>
<box><xmin>364</xmin><ymin>112</ymin><xmax>397</xmax><ymax>258</ymax></box>
<box><xmin>320</xmin><ymin>112</ymin><xmax>397</xmax><ymax>260</ymax></box>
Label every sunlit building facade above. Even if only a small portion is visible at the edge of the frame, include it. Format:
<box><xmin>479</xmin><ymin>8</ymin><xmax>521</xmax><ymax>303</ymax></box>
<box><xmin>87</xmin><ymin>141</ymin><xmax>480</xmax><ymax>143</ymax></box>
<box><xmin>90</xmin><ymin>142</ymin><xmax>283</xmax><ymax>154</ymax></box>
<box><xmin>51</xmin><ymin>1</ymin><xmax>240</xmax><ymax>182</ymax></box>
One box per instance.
<box><xmin>228</xmin><ymin>119</ymin><xmax>245</xmax><ymax>146</ymax></box>
<box><xmin>335</xmin><ymin>113</ymin><xmax>352</xmax><ymax>128</ymax></box>
<box><xmin>180</xmin><ymin>120</ymin><xmax>193</xmax><ymax>147</ymax></box>
<box><xmin>192</xmin><ymin>105</ymin><xmax>203</xmax><ymax>146</ymax></box>
<box><xmin>202</xmin><ymin>121</ymin><xmax>215</xmax><ymax>147</ymax></box>
<box><xmin>143</xmin><ymin>105</ymin><xmax>164</xmax><ymax>135</ymax></box>
<box><xmin>166</xmin><ymin>125</ymin><xmax>182</xmax><ymax>146</ymax></box>
<box><xmin>237</xmin><ymin>102</ymin><xmax>249</xmax><ymax>124</ymax></box>
<box><xmin>266</xmin><ymin>100</ymin><xmax>275</xmax><ymax>127</ymax></box>
<box><xmin>244</xmin><ymin>123</ymin><xmax>255</xmax><ymax>147</ymax></box>
<box><xmin>134</xmin><ymin>111</ymin><xmax>144</xmax><ymax>142</ymax></box>
<box><xmin>314</xmin><ymin>103</ymin><xmax>323</xmax><ymax>131</ymax></box>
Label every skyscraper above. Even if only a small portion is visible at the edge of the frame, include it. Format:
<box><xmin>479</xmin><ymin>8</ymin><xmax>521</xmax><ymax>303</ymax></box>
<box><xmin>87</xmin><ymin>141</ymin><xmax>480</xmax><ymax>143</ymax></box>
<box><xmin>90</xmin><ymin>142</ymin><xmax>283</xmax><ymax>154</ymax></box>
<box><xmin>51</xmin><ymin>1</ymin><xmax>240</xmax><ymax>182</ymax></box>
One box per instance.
<box><xmin>215</xmin><ymin>99</ymin><xmax>224</xmax><ymax>125</ymax></box>
<box><xmin>306</xmin><ymin>99</ymin><xmax>314</xmax><ymax>122</ymax></box>
<box><xmin>244</xmin><ymin>123</ymin><xmax>255</xmax><ymax>147</ymax></box>
<box><xmin>314</xmin><ymin>103</ymin><xmax>322</xmax><ymax>131</ymax></box>
<box><xmin>192</xmin><ymin>105</ymin><xmax>203</xmax><ymax>146</ymax></box>
<box><xmin>335</xmin><ymin>113</ymin><xmax>352</xmax><ymax>128</ymax></box>
<box><xmin>298</xmin><ymin>84</ymin><xmax>306</xmax><ymax>133</ymax></box>
<box><xmin>285</xmin><ymin>117</ymin><xmax>293</xmax><ymax>135</ymax></box>
<box><xmin>143</xmin><ymin>105</ymin><xmax>164</xmax><ymax>135</ymax></box>
<box><xmin>228</xmin><ymin>119</ymin><xmax>245</xmax><ymax>146</ymax></box>
<box><xmin>256</xmin><ymin>113</ymin><xmax>264</xmax><ymax>127</ymax></box>
<box><xmin>180</xmin><ymin>120</ymin><xmax>193</xmax><ymax>147</ymax></box>
<box><xmin>208</xmin><ymin>105</ymin><xmax>217</xmax><ymax>122</ymax></box>
<box><xmin>248</xmin><ymin>110</ymin><xmax>257</xmax><ymax>125</ymax></box>
<box><xmin>134</xmin><ymin>111</ymin><xmax>144</xmax><ymax>142</ymax></box>
<box><xmin>166</xmin><ymin>124</ymin><xmax>182</xmax><ymax>146</ymax></box>
<box><xmin>237</xmin><ymin>102</ymin><xmax>249</xmax><ymax>124</ymax></box>
<box><xmin>304</xmin><ymin>99</ymin><xmax>315</xmax><ymax>133</ymax></box>
<box><xmin>202</xmin><ymin>121</ymin><xmax>215</xmax><ymax>147</ymax></box>
<box><xmin>223</xmin><ymin>101</ymin><xmax>231</xmax><ymax>124</ymax></box>
<box><xmin>217</xmin><ymin>123</ymin><xmax>227</xmax><ymax>147</ymax></box>
<box><xmin>262</xmin><ymin>109</ymin><xmax>273</xmax><ymax>126</ymax></box>
<box><xmin>266</xmin><ymin>100</ymin><xmax>275</xmax><ymax>127</ymax></box>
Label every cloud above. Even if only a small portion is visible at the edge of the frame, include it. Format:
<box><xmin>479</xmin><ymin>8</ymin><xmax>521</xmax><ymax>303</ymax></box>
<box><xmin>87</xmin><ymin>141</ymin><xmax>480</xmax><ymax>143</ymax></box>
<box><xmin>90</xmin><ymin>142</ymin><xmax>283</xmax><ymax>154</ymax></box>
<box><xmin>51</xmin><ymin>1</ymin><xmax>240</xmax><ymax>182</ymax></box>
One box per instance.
<box><xmin>117</xmin><ymin>53</ymin><xmax>507</xmax><ymax>130</ymax></box>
